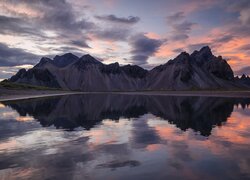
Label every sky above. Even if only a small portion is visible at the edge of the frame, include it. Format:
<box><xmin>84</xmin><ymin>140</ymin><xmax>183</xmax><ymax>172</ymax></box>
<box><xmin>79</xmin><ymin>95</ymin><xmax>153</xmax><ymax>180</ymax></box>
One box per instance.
<box><xmin>0</xmin><ymin>0</ymin><xmax>250</xmax><ymax>80</ymax></box>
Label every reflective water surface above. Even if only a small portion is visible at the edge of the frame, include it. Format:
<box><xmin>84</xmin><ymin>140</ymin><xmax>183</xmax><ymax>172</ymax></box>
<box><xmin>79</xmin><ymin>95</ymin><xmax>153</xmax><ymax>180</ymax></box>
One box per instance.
<box><xmin>0</xmin><ymin>94</ymin><xmax>250</xmax><ymax>180</ymax></box>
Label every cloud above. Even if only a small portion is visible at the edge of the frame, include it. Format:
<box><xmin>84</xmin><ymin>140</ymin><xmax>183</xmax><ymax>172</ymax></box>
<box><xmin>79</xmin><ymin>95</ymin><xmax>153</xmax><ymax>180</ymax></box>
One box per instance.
<box><xmin>130</xmin><ymin>33</ymin><xmax>165</xmax><ymax>65</ymax></box>
<box><xmin>37</xmin><ymin>2</ymin><xmax>95</xmax><ymax>33</ymax></box>
<box><xmin>166</xmin><ymin>12</ymin><xmax>185</xmax><ymax>23</ymax></box>
<box><xmin>166</xmin><ymin>12</ymin><xmax>196</xmax><ymax>41</ymax></box>
<box><xmin>0</xmin><ymin>15</ymin><xmax>39</xmax><ymax>36</ymax></box>
<box><xmin>239</xmin><ymin>8</ymin><xmax>250</xmax><ymax>25</ymax></box>
<box><xmin>0</xmin><ymin>0</ymin><xmax>94</xmax><ymax>50</ymax></box>
<box><xmin>224</xmin><ymin>1</ymin><xmax>250</xmax><ymax>38</ymax></box>
<box><xmin>235</xmin><ymin>66</ymin><xmax>250</xmax><ymax>75</ymax></box>
<box><xmin>0</xmin><ymin>0</ymin><xmax>95</xmax><ymax>33</ymax></box>
<box><xmin>238</xmin><ymin>44</ymin><xmax>250</xmax><ymax>52</ymax></box>
<box><xmin>0</xmin><ymin>42</ymin><xmax>39</xmax><ymax>66</ymax></box>
<box><xmin>95</xmin><ymin>14</ymin><xmax>140</xmax><ymax>24</ymax></box>
<box><xmin>170</xmin><ymin>21</ymin><xmax>196</xmax><ymax>41</ymax></box>
<box><xmin>173</xmin><ymin>48</ymin><xmax>185</xmax><ymax>54</ymax></box>
<box><xmin>131</xmin><ymin>115</ymin><xmax>163</xmax><ymax>149</ymax></box>
<box><xmin>91</xmin><ymin>28</ymin><xmax>131</xmax><ymax>41</ymax></box>
<box><xmin>70</xmin><ymin>40</ymin><xmax>91</xmax><ymax>48</ymax></box>
<box><xmin>213</xmin><ymin>34</ymin><xmax>234</xmax><ymax>44</ymax></box>
<box><xmin>228</xmin><ymin>0</ymin><xmax>250</xmax><ymax>26</ymax></box>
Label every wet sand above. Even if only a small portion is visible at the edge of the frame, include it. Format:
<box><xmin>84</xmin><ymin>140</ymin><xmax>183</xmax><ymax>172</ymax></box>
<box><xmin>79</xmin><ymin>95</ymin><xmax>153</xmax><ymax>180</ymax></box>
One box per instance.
<box><xmin>119</xmin><ymin>90</ymin><xmax>250</xmax><ymax>98</ymax></box>
<box><xmin>0</xmin><ymin>88</ymin><xmax>84</xmax><ymax>102</ymax></box>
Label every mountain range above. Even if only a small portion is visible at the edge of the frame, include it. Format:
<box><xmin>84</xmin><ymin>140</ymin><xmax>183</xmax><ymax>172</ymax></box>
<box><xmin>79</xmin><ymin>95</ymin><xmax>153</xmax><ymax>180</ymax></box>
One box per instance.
<box><xmin>7</xmin><ymin>46</ymin><xmax>250</xmax><ymax>91</ymax></box>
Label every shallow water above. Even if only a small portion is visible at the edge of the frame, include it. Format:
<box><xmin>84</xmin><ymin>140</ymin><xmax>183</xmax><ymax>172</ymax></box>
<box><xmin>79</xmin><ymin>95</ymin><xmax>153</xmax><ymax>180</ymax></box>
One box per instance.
<box><xmin>0</xmin><ymin>94</ymin><xmax>250</xmax><ymax>180</ymax></box>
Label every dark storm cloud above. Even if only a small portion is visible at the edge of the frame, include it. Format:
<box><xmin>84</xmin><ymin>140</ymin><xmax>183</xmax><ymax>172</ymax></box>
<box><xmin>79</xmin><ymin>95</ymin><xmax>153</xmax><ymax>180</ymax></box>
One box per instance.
<box><xmin>0</xmin><ymin>43</ymin><xmax>39</xmax><ymax>66</ymax></box>
<box><xmin>130</xmin><ymin>33</ymin><xmax>165</xmax><ymax>64</ymax></box>
<box><xmin>95</xmin><ymin>14</ymin><xmax>140</xmax><ymax>24</ymax></box>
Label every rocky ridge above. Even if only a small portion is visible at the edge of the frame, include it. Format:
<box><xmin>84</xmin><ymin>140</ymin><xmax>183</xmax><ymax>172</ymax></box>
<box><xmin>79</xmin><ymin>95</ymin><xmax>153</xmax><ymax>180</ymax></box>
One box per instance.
<box><xmin>8</xmin><ymin>46</ymin><xmax>250</xmax><ymax>91</ymax></box>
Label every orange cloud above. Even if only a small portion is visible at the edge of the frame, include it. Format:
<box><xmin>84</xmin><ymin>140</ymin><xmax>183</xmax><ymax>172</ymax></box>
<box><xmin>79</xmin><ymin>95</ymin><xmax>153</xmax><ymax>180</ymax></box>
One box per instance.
<box><xmin>145</xmin><ymin>32</ymin><xmax>161</xmax><ymax>40</ymax></box>
<box><xmin>153</xmin><ymin>24</ymin><xmax>250</xmax><ymax>73</ymax></box>
<box><xmin>146</xmin><ymin>144</ymin><xmax>162</xmax><ymax>152</ymax></box>
<box><xmin>0</xmin><ymin>2</ymin><xmax>43</xmax><ymax>18</ymax></box>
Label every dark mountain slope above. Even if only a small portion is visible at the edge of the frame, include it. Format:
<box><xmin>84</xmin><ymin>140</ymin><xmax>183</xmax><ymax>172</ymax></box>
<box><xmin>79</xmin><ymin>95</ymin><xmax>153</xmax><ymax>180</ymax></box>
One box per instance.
<box><xmin>146</xmin><ymin>46</ymin><xmax>243</xmax><ymax>90</ymax></box>
<box><xmin>8</xmin><ymin>46</ymin><xmax>250</xmax><ymax>91</ymax></box>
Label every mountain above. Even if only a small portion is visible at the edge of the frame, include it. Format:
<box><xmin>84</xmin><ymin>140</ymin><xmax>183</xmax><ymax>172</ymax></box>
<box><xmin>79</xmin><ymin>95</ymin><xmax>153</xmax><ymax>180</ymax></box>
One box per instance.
<box><xmin>9</xmin><ymin>68</ymin><xmax>60</xmax><ymax>88</ymax></box>
<box><xmin>35</xmin><ymin>53</ymin><xmax>79</xmax><ymax>68</ymax></box>
<box><xmin>146</xmin><ymin>46</ymin><xmax>241</xmax><ymax>90</ymax></box>
<box><xmin>8</xmin><ymin>46</ymin><xmax>250</xmax><ymax>91</ymax></box>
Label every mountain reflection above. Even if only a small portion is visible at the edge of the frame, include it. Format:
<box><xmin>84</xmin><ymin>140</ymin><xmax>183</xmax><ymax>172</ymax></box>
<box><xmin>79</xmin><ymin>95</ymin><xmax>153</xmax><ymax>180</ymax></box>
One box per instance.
<box><xmin>2</xmin><ymin>94</ymin><xmax>250</xmax><ymax>136</ymax></box>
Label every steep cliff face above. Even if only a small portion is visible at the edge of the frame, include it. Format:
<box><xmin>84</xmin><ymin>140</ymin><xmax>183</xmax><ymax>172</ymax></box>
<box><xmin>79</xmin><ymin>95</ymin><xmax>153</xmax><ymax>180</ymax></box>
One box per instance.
<box><xmin>9</xmin><ymin>68</ymin><xmax>60</xmax><ymax>88</ymax></box>
<box><xmin>8</xmin><ymin>46</ymin><xmax>249</xmax><ymax>91</ymax></box>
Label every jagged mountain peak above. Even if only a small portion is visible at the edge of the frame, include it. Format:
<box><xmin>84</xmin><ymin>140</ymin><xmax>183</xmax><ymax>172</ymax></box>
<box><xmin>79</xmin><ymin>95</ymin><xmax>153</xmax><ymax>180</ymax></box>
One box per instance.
<box><xmin>109</xmin><ymin>62</ymin><xmax>119</xmax><ymax>66</ymax></box>
<box><xmin>191</xmin><ymin>46</ymin><xmax>212</xmax><ymax>56</ymax></box>
<box><xmin>53</xmin><ymin>53</ymin><xmax>79</xmax><ymax>67</ymax></box>
<box><xmin>35</xmin><ymin>57</ymin><xmax>53</xmax><ymax>68</ymax></box>
<box><xmin>8</xmin><ymin>46</ymin><xmax>250</xmax><ymax>91</ymax></box>
<box><xmin>78</xmin><ymin>54</ymin><xmax>102</xmax><ymax>64</ymax></box>
<box><xmin>241</xmin><ymin>74</ymin><xmax>250</xmax><ymax>79</ymax></box>
<box><xmin>199</xmin><ymin>46</ymin><xmax>212</xmax><ymax>54</ymax></box>
<box><xmin>191</xmin><ymin>46</ymin><xmax>214</xmax><ymax>65</ymax></box>
<box><xmin>122</xmin><ymin>64</ymin><xmax>148</xmax><ymax>78</ymax></box>
<box><xmin>53</xmin><ymin>53</ymin><xmax>78</xmax><ymax>60</ymax></box>
<box><xmin>73</xmin><ymin>54</ymin><xmax>102</xmax><ymax>70</ymax></box>
<box><xmin>79</xmin><ymin>54</ymin><xmax>101</xmax><ymax>63</ymax></box>
<box><xmin>100</xmin><ymin>62</ymin><xmax>121</xmax><ymax>74</ymax></box>
<box><xmin>174</xmin><ymin>52</ymin><xmax>190</xmax><ymax>63</ymax></box>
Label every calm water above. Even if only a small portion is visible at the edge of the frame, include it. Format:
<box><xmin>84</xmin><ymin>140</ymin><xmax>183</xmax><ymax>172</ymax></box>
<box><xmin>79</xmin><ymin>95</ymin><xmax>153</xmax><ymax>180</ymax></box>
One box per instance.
<box><xmin>0</xmin><ymin>94</ymin><xmax>250</xmax><ymax>180</ymax></box>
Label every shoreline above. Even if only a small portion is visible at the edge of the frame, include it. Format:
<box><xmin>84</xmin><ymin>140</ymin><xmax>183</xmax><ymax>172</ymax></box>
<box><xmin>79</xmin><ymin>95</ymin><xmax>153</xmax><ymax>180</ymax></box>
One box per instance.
<box><xmin>0</xmin><ymin>92</ymin><xmax>84</xmax><ymax>102</ymax></box>
<box><xmin>116</xmin><ymin>90</ymin><xmax>250</xmax><ymax>98</ymax></box>
<box><xmin>1</xmin><ymin>89</ymin><xmax>250</xmax><ymax>102</ymax></box>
